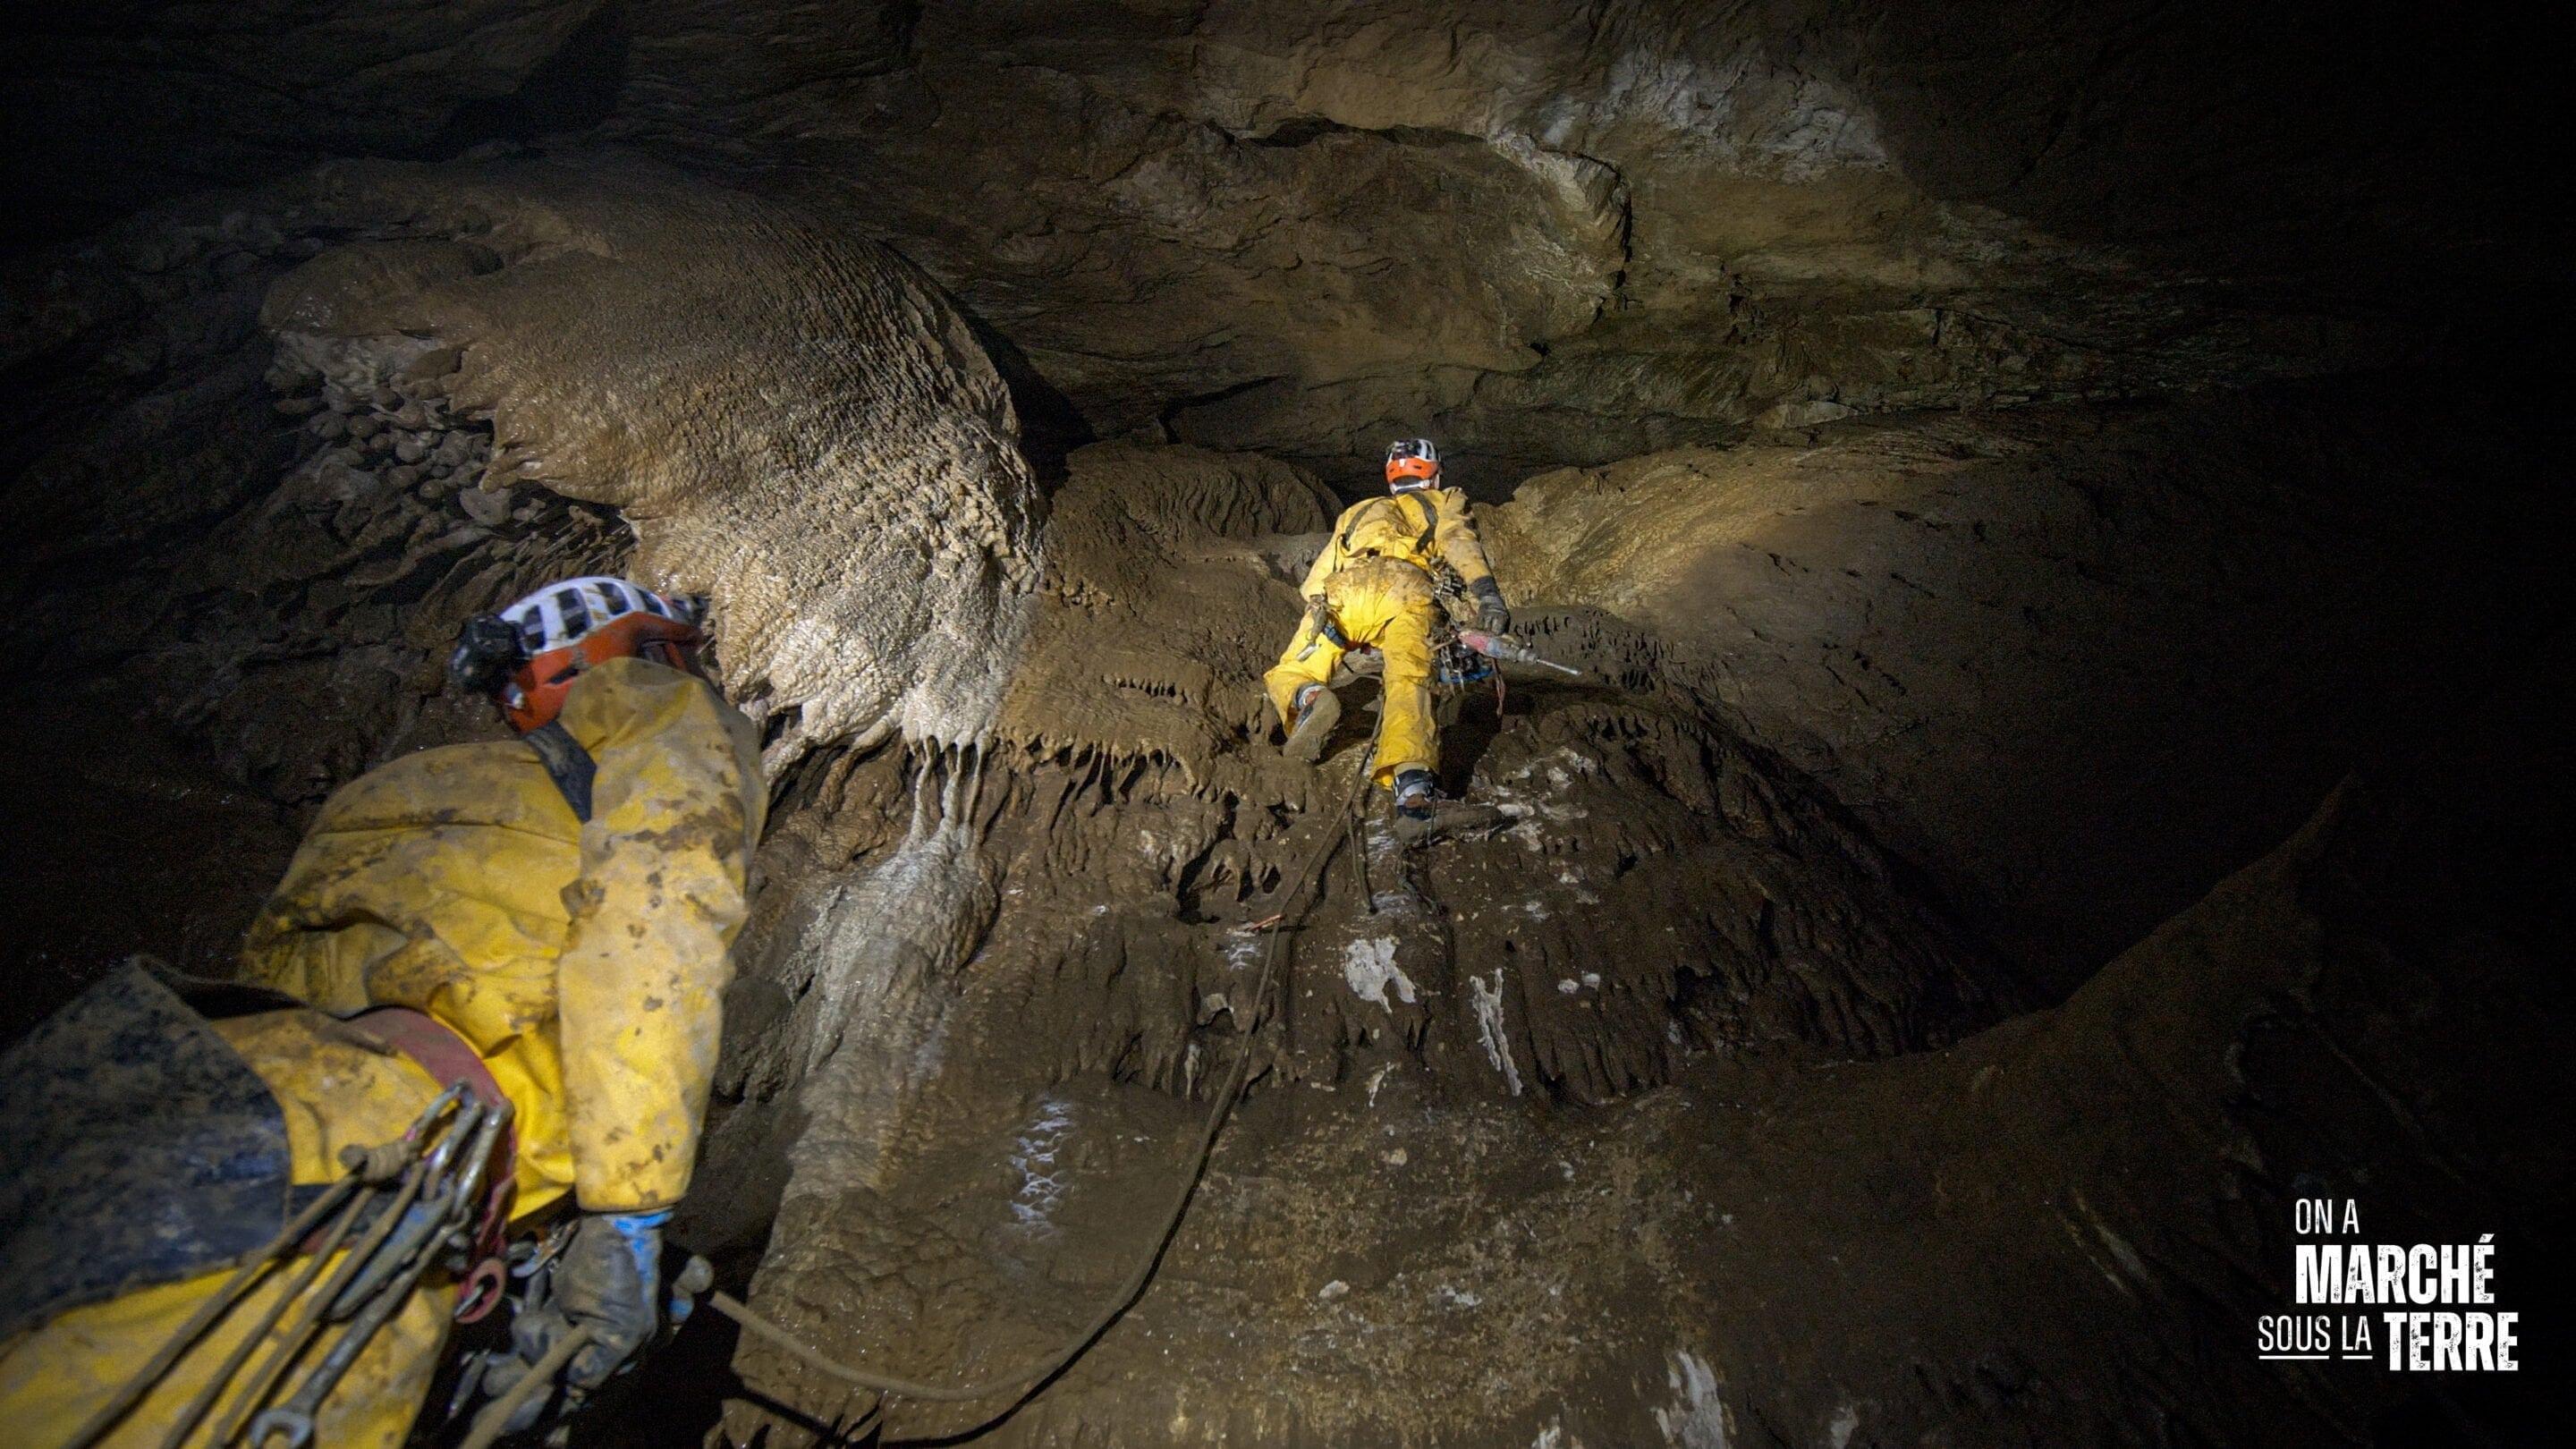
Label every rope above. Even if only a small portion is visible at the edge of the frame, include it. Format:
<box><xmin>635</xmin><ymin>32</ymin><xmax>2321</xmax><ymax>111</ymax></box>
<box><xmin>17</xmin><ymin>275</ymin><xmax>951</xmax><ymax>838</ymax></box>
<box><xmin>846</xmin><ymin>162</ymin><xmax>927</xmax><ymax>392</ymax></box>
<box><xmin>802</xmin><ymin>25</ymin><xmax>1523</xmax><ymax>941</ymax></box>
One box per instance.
<box><xmin>708</xmin><ymin>750</ymin><xmax>1374</xmax><ymax>1439</ymax></box>
<box><xmin>458</xmin><ymin>1326</ymin><xmax>595</xmax><ymax>1449</ymax></box>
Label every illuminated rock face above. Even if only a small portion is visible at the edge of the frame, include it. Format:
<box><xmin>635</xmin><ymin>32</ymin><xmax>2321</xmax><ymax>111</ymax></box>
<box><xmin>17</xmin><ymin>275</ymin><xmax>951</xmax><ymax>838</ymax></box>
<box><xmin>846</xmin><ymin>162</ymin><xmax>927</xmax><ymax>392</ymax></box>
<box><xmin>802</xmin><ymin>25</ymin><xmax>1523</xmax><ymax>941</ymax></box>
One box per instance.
<box><xmin>706</xmin><ymin>438</ymin><xmax>2032</xmax><ymax>1445</ymax></box>
<box><xmin>264</xmin><ymin>157</ymin><xmax>1046</xmax><ymax>764</ymax></box>
<box><xmin>589</xmin><ymin>0</ymin><xmax>2532</xmax><ymax>483</ymax></box>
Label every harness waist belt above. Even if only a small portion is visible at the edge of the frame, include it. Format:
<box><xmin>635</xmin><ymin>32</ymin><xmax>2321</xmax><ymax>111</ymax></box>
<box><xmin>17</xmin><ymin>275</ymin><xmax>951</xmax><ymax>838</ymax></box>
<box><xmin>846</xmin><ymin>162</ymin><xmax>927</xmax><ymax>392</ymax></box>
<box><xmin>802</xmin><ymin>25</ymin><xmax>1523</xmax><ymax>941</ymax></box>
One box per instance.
<box><xmin>347</xmin><ymin>1006</ymin><xmax>507</xmax><ymax>1112</ymax></box>
<box><xmin>343</xmin><ymin>1006</ymin><xmax>519</xmax><ymax>1317</ymax></box>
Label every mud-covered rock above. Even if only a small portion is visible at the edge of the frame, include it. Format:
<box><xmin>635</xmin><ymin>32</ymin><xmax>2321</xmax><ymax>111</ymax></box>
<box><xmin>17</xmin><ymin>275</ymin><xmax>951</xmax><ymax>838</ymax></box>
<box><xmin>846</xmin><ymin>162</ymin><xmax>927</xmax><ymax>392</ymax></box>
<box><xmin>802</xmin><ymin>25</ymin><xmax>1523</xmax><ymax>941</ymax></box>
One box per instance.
<box><xmin>1479</xmin><ymin>386</ymin><xmax>2570</xmax><ymax>985</ymax></box>
<box><xmin>710</xmin><ymin>438</ymin><xmax>2022</xmax><ymax>1445</ymax></box>
<box><xmin>717</xmin><ymin>640</ymin><xmax>2572</xmax><ymax>1449</ymax></box>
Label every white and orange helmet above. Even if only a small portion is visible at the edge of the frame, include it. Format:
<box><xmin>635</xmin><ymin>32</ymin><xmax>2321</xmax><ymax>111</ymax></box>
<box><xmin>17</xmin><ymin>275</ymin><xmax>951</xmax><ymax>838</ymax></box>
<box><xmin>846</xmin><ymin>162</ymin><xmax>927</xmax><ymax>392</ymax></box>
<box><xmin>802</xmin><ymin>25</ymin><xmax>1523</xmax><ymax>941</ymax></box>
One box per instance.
<box><xmin>1385</xmin><ymin>437</ymin><xmax>1440</xmax><ymax>492</ymax></box>
<box><xmin>448</xmin><ymin>576</ymin><xmax>707</xmax><ymax>732</ymax></box>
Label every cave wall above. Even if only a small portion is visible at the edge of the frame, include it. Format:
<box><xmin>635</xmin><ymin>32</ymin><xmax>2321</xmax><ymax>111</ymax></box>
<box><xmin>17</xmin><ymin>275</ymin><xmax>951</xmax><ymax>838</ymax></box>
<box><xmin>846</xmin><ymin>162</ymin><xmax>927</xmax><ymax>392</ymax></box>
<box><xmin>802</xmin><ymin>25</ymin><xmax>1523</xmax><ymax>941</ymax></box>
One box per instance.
<box><xmin>598</xmin><ymin>0</ymin><xmax>2553</xmax><ymax>483</ymax></box>
<box><xmin>1478</xmin><ymin>383</ymin><xmax>2569</xmax><ymax>982</ymax></box>
<box><xmin>2</xmin><ymin>4</ymin><xmax>2567</xmax><ymax>1446</ymax></box>
<box><xmin>3</xmin><ymin>1</ymin><xmax>620</xmax><ymax>249</ymax></box>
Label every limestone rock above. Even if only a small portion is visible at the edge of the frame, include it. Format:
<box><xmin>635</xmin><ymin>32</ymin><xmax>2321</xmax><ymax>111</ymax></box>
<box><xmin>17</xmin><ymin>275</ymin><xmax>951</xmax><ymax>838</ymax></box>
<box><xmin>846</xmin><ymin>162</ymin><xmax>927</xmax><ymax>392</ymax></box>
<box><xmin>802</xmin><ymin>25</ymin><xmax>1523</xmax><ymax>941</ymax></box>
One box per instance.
<box><xmin>276</xmin><ymin>152</ymin><xmax>1046</xmax><ymax>760</ymax></box>
<box><xmin>713</xmin><ymin>440</ymin><xmax>2021</xmax><ymax>1445</ymax></box>
<box><xmin>1478</xmin><ymin>386</ymin><xmax>2567</xmax><ymax>982</ymax></box>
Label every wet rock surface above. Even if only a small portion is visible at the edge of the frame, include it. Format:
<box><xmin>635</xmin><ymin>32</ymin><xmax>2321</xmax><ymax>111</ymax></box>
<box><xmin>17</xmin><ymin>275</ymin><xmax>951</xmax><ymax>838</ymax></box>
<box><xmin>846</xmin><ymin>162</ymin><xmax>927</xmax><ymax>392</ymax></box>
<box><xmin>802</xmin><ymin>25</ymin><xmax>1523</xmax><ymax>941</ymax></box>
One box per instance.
<box><xmin>702</xmin><ymin>443</ymin><xmax>2024</xmax><ymax>1442</ymax></box>
<box><xmin>1477</xmin><ymin>386</ymin><xmax>2569</xmax><ymax>984</ymax></box>
<box><xmin>940</xmin><ymin>660</ymin><xmax>2570</xmax><ymax>1448</ymax></box>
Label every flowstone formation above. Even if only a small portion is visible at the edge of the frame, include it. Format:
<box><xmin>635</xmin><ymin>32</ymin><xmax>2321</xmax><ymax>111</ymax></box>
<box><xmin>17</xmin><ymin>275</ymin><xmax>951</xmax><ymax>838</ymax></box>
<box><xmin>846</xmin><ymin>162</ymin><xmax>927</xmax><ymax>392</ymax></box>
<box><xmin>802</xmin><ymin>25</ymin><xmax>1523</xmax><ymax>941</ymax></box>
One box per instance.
<box><xmin>703</xmin><ymin>440</ymin><xmax>2025</xmax><ymax>1445</ymax></box>
<box><xmin>263</xmin><ymin>154</ymin><xmax>1046</xmax><ymax>763</ymax></box>
<box><xmin>0</xmin><ymin>150</ymin><xmax>1043</xmax><ymax>1025</ymax></box>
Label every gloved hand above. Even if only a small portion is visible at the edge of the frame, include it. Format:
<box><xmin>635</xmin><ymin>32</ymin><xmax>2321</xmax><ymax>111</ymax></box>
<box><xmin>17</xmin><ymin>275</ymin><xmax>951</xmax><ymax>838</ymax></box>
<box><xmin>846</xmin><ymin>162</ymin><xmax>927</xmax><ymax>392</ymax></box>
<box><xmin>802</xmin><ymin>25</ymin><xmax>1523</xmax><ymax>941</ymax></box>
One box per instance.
<box><xmin>1470</xmin><ymin>578</ymin><xmax>1511</xmax><ymax>636</ymax></box>
<box><xmin>1306</xmin><ymin>595</ymin><xmax>1350</xmax><ymax>648</ymax></box>
<box><xmin>482</xmin><ymin>1209</ymin><xmax>668</xmax><ymax>1428</ymax></box>
<box><xmin>555</xmin><ymin>1209</ymin><xmax>665</xmax><ymax>1385</ymax></box>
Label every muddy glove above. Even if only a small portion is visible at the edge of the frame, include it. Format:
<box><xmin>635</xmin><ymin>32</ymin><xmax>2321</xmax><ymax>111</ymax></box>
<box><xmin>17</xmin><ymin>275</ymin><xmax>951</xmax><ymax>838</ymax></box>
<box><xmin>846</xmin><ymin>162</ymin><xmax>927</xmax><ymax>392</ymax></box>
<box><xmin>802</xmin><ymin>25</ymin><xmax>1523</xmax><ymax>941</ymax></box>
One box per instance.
<box><xmin>482</xmin><ymin>1210</ymin><xmax>668</xmax><ymax>1428</ymax></box>
<box><xmin>1469</xmin><ymin>577</ymin><xmax>1511</xmax><ymax>636</ymax></box>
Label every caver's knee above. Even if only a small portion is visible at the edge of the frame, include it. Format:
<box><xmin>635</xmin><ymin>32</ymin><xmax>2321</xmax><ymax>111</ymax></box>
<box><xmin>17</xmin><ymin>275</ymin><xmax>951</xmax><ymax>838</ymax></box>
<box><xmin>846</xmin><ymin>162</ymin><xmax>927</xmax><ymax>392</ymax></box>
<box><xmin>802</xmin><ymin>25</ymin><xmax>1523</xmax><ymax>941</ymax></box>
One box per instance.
<box><xmin>1263</xmin><ymin>659</ymin><xmax>1326</xmax><ymax>719</ymax></box>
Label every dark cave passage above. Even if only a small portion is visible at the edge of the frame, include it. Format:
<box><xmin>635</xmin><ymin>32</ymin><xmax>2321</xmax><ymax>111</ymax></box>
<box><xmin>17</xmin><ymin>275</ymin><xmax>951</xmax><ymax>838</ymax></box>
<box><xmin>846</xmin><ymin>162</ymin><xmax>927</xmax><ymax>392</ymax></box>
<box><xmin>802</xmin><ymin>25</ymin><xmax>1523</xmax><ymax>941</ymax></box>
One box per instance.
<box><xmin>1</xmin><ymin>4</ymin><xmax>2568</xmax><ymax>1447</ymax></box>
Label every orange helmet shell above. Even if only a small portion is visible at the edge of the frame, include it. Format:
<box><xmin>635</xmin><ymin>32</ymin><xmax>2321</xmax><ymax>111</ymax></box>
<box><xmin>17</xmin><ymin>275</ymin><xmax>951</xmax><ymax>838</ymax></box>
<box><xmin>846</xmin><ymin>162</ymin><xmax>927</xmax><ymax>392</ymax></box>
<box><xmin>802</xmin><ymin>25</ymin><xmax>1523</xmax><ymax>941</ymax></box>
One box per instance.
<box><xmin>504</xmin><ymin>611</ymin><xmax>704</xmax><ymax>732</ymax></box>
<box><xmin>465</xmin><ymin>577</ymin><xmax>709</xmax><ymax>733</ymax></box>
<box><xmin>1385</xmin><ymin>436</ymin><xmax>1441</xmax><ymax>489</ymax></box>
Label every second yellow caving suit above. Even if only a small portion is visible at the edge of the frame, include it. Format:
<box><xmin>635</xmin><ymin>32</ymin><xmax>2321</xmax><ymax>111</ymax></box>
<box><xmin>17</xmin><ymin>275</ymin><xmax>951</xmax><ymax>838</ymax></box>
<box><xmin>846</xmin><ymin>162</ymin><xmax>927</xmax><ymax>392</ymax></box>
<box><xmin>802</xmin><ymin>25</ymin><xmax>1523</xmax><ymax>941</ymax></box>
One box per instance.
<box><xmin>1264</xmin><ymin>485</ymin><xmax>1499</xmax><ymax>788</ymax></box>
<box><xmin>0</xmin><ymin>657</ymin><xmax>765</xmax><ymax>1446</ymax></box>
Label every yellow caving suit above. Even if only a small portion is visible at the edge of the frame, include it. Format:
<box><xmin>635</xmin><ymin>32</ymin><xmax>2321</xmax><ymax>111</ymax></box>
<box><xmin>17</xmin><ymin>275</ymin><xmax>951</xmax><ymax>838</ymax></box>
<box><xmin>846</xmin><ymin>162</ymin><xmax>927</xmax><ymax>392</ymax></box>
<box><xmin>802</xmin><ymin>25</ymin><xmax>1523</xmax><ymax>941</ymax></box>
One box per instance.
<box><xmin>1264</xmin><ymin>485</ymin><xmax>1499</xmax><ymax>789</ymax></box>
<box><xmin>0</xmin><ymin>657</ymin><xmax>765</xmax><ymax>1447</ymax></box>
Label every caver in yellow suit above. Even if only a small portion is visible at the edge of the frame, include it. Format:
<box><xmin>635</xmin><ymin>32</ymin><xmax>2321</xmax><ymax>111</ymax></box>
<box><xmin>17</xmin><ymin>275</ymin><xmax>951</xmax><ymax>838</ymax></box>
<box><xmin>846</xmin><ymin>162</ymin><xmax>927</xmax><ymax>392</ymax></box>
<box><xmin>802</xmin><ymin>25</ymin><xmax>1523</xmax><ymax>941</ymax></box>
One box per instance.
<box><xmin>0</xmin><ymin>578</ymin><xmax>763</xmax><ymax>1446</ymax></box>
<box><xmin>1264</xmin><ymin>436</ymin><xmax>1508</xmax><ymax>799</ymax></box>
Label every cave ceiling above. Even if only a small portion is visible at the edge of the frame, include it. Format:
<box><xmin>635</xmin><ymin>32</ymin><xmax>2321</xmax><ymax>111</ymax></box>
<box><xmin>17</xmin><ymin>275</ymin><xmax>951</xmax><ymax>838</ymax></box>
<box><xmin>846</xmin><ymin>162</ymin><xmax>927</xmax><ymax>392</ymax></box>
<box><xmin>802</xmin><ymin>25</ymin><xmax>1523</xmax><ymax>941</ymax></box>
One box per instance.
<box><xmin>9</xmin><ymin>0</ymin><xmax>2555</xmax><ymax>487</ymax></box>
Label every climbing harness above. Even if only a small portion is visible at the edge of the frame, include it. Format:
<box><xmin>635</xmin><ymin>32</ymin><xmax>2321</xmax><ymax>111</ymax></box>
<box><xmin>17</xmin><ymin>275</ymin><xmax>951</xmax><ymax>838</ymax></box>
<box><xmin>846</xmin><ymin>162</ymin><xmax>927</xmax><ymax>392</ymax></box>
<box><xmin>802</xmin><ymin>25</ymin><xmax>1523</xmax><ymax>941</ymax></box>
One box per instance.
<box><xmin>64</xmin><ymin>1083</ymin><xmax>514</xmax><ymax>1449</ymax></box>
<box><xmin>1297</xmin><ymin>595</ymin><xmax>1351</xmax><ymax>658</ymax></box>
<box><xmin>703</xmin><ymin>750</ymin><xmax>1378</xmax><ymax>1442</ymax></box>
<box><xmin>444</xmin><ymin>1241</ymin><xmax>711</xmax><ymax>1449</ymax></box>
<box><xmin>1338</xmin><ymin>489</ymin><xmax>1442</xmax><ymax>559</ymax></box>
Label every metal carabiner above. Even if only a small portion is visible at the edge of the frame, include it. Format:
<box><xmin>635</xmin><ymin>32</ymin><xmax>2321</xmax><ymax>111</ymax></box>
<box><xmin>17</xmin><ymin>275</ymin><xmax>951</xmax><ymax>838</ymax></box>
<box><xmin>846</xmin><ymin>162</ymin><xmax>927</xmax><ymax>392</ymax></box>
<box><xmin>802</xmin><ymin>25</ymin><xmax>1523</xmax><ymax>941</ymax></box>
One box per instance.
<box><xmin>243</xmin><ymin>1405</ymin><xmax>315</xmax><ymax>1449</ymax></box>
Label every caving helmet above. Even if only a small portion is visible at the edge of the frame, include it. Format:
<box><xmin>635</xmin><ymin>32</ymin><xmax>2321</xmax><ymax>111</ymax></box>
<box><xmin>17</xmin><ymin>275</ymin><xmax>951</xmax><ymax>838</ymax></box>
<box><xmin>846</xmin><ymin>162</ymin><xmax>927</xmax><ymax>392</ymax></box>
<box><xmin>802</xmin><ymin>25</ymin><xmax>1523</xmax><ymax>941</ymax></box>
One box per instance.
<box><xmin>448</xmin><ymin>576</ymin><xmax>708</xmax><ymax>733</ymax></box>
<box><xmin>1385</xmin><ymin>437</ymin><xmax>1440</xmax><ymax>493</ymax></box>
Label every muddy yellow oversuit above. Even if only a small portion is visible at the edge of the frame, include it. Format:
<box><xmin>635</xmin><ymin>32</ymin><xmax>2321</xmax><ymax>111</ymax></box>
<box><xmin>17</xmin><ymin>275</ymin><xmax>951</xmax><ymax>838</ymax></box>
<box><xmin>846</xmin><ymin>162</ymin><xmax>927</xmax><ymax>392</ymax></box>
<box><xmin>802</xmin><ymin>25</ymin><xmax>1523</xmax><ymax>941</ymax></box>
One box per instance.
<box><xmin>0</xmin><ymin>657</ymin><xmax>764</xmax><ymax>1446</ymax></box>
<box><xmin>1264</xmin><ymin>485</ymin><xmax>1500</xmax><ymax>788</ymax></box>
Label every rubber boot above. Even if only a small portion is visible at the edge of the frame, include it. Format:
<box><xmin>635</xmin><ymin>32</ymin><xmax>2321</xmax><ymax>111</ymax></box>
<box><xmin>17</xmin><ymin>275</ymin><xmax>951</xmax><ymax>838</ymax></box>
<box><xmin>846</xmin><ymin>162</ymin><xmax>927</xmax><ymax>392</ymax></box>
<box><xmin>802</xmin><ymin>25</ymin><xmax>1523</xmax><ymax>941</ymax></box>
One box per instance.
<box><xmin>1284</xmin><ymin>683</ymin><xmax>1341</xmax><ymax>764</ymax></box>
<box><xmin>1389</xmin><ymin>768</ymin><xmax>1507</xmax><ymax>848</ymax></box>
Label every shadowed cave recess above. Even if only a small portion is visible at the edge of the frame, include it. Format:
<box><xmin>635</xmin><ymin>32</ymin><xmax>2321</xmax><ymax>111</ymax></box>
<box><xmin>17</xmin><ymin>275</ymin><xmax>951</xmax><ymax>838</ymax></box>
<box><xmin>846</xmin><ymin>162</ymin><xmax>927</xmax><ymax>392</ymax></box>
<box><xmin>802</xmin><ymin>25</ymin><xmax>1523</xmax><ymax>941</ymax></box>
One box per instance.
<box><xmin>3</xmin><ymin>2</ymin><xmax>2570</xmax><ymax>1445</ymax></box>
